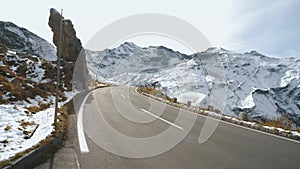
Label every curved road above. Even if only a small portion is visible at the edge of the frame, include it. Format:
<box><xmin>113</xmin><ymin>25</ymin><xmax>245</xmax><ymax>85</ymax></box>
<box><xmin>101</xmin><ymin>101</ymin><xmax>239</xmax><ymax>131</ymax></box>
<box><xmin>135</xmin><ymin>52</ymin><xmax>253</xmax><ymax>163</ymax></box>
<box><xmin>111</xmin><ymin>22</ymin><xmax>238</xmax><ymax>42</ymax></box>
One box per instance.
<box><xmin>74</xmin><ymin>87</ymin><xmax>300</xmax><ymax>169</ymax></box>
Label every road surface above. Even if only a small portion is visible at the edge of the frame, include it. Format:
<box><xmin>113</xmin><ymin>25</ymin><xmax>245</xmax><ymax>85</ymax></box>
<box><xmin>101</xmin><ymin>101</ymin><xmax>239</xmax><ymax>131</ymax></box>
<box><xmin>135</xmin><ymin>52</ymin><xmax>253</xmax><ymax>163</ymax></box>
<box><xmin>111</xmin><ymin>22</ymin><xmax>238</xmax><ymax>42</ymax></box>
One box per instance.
<box><xmin>74</xmin><ymin>87</ymin><xmax>300</xmax><ymax>169</ymax></box>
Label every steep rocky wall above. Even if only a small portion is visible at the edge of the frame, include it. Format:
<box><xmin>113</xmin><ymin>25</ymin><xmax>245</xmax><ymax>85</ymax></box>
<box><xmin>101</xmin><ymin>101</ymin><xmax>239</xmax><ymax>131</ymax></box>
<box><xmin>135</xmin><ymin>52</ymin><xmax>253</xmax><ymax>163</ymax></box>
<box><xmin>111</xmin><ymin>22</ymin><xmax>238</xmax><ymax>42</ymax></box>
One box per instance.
<box><xmin>48</xmin><ymin>8</ymin><xmax>88</xmax><ymax>90</ymax></box>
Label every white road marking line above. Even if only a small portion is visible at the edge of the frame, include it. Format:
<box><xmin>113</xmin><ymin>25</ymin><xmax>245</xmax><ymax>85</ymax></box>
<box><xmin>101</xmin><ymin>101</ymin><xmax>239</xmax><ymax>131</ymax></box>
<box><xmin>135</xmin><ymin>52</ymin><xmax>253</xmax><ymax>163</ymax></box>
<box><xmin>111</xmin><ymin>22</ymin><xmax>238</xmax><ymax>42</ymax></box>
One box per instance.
<box><xmin>141</xmin><ymin>108</ymin><xmax>183</xmax><ymax>130</ymax></box>
<box><xmin>77</xmin><ymin>92</ymin><xmax>91</xmax><ymax>153</ymax></box>
<box><xmin>135</xmin><ymin>87</ymin><xmax>300</xmax><ymax>144</ymax></box>
<box><xmin>120</xmin><ymin>94</ymin><xmax>126</xmax><ymax>99</ymax></box>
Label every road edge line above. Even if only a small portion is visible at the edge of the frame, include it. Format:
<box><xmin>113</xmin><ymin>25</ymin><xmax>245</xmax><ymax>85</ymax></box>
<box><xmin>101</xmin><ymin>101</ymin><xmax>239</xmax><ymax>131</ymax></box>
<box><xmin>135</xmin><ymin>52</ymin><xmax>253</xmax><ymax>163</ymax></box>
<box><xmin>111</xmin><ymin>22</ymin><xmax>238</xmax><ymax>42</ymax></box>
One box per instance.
<box><xmin>77</xmin><ymin>92</ymin><xmax>92</xmax><ymax>153</ymax></box>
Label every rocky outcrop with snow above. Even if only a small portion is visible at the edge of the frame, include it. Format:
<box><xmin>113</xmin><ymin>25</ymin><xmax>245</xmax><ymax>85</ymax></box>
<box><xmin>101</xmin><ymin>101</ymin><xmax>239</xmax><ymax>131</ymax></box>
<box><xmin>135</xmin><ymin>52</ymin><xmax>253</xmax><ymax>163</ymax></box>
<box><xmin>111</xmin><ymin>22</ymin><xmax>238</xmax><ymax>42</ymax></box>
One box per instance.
<box><xmin>0</xmin><ymin>21</ymin><xmax>56</xmax><ymax>61</ymax></box>
<box><xmin>193</xmin><ymin>49</ymin><xmax>300</xmax><ymax>123</ymax></box>
<box><xmin>86</xmin><ymin>42</ymin><xmax>300</xmax><ymax>125</ymax></box>
<box><xmin>0</xmin><ymin>48</ymin><xmax>58</xmax><ymax>104</ymax></box>
<box><xmin>48</xmin><ymin>8</ymin><xmax>88</xmax><ymax>90</ymax></box>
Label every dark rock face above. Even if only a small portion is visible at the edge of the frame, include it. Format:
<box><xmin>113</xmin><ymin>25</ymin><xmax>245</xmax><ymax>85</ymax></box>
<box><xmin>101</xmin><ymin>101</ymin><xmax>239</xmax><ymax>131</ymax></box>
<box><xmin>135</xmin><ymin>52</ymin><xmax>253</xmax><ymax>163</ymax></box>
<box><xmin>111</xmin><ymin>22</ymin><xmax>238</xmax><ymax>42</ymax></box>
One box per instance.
<box><xmin>48</xmin><ymin>8</ymin><xmax>88</xmax><ymax>90</ymax></box>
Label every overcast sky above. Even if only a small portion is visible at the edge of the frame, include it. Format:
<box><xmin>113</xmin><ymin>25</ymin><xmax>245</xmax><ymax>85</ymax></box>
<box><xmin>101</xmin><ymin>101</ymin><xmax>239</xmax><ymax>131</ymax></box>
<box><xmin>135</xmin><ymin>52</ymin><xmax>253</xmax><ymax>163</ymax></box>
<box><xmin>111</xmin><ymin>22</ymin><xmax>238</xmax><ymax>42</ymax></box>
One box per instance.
<box><xmin>0</xmin><ymin>0</ymin><xmax>299</xmax><ymax>57</ymax></box>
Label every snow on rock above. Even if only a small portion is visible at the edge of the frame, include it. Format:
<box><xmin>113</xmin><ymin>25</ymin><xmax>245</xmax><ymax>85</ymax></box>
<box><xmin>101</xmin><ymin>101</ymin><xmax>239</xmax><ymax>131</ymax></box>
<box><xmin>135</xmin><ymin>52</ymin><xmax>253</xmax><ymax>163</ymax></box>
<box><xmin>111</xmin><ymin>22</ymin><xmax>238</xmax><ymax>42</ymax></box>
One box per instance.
<box><xmin>240</xmin><ymin>93</ymin><xmax>255</xmax><ymax>109</ymax></box>
<box><xmin>2</xmin><ymin>51</ymin><xmax>46</xmax><ymax>83</ymax></box>
<box><xmin>29</xmin><ymin>61</ymin><xmax>45</xmax><ymax>82</ymax></box>
<box><xmin>281</xmin><ymin>69</ymin><xmax>300</xmax><ymax>87</ymax></box>
<box><xmin>0</xmin><ymin>21</ymin><xmax>56</xmax><ymax>61</ymax></box>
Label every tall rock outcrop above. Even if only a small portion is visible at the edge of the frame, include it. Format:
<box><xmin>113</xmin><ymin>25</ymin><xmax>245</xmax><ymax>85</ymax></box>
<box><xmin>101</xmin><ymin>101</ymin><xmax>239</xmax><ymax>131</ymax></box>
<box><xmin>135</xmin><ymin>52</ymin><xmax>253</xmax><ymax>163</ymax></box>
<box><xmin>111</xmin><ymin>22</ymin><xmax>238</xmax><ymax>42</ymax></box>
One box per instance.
<box><xmin>48</xmin><ymin>8</ymin><xmax>88</xmax><ymax>90</ymax></box>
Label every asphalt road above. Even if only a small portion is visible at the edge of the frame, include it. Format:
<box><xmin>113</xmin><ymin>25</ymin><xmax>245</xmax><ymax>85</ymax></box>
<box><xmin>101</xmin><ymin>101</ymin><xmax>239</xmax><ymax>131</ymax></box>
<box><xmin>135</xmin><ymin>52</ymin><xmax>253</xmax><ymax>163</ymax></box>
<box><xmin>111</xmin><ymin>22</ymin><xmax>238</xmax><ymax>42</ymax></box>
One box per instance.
<box><xmin>74</xmin><ymin>87</ymin><xmax>300</xmax><ymax>169</ymax></box>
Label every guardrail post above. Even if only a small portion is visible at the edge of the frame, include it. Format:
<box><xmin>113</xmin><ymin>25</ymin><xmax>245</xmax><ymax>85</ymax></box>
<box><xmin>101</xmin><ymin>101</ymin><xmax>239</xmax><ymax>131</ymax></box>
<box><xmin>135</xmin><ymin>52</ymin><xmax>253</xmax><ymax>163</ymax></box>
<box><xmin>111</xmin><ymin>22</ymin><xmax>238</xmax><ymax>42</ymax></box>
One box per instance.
<box><xmin>208</xmin><ymin>105</ymin><xmax>214</xmax><ymax>111</ymax></box>
<box><xmin>173</xmin><ymin>98</ymin><xmax>177</xmax><ymax>103</ymax></box>
<box><xmin>187</xmin><ymin>101</ymin><xmax>191</xmax><ymax>107</ymax></box>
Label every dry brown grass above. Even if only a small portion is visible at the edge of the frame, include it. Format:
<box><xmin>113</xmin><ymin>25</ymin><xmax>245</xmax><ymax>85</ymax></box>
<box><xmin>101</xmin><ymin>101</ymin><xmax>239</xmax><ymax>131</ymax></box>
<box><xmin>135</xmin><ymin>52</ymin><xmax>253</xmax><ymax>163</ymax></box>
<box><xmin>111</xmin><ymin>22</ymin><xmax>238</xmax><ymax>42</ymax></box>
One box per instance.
<box><xmin>19</xmin><ymin>120</ymin><xmax>36</xmax><ymax>128</ymax></box>
<box><xmin>0</xmin><ymin>160</ymin><xmax>11</xmax><ymax>168</ymax></box>
<box><xmin>260</xmin><ymin>116</ymin><xmax>295</xmax><ymax>130</ymax></box>
<box><xmin>214</xmin><ymin>109</ymin><xmax>222</xmax><ymax>114</ymax></box>
<box><xmin>0</xmin><ymin>75</ymin><xmax>8</xmax><ymax>83</ymax></box>
<box><xmin>138</xmin><ymin>86</ymin><xmax>166</xmax><ymax>98</ymax></box>
<box><xmin>26</xmin><ymin>104</ymin><xmax>50</xmax><ymax>114</ymax></box>
<box><xmin>166</xmin><ymin>96</ymin><xmax>174</xmax><ymax>103</ymax></box>
<box><xmin>4</xmin><ymin>126</ymin><xmax>11</xmax><ymax>131</ymax></box>
<box><xmin>0</xmin><ymin>65</ymin><xmax>17</xmax><ymax>78</ymax></box>
<box><xmin>0</xmin><ymin>75</ymin><xmax>37</xmax><ymax>102</ymax></box>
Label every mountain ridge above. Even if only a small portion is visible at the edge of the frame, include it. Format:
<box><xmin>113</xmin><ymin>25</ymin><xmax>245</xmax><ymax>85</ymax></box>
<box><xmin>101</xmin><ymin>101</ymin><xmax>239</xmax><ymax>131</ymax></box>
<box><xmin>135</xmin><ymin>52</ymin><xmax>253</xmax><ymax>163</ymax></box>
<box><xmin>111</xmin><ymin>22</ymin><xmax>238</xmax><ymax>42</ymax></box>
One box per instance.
<box><xmin>0</xmin><ymin>21</ymin><xmax>56</xmax><ymax>61</ymax></box>
<box><xmin>87</xmin><ymin>42</ymin><xmax>300</xmax><ymax>125</ymax></box>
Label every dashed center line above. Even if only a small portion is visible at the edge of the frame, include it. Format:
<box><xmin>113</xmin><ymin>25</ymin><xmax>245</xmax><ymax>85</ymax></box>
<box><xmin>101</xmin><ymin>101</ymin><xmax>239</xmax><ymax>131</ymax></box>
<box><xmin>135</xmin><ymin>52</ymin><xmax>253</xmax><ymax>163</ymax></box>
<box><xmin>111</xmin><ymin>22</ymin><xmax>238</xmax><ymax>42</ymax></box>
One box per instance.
<box><xmin>120</xmin><ymin>94</ymin><xmax>126</xmax><ymax>99</ymax></box>
<box><xmin>141</xmin><ymin>109</ymin><xmax>183</xmax><ymax>130</ymax></box>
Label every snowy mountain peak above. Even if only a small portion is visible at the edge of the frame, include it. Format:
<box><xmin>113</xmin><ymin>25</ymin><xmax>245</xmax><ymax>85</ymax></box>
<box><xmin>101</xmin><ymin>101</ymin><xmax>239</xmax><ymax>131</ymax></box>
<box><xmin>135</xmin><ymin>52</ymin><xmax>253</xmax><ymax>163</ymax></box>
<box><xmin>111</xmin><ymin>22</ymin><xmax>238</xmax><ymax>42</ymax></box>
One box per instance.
<box><xmin>205</xmin><ymin>47</ymin><xmax>231</xmax><ymax>54</ymax></box>
<box><xmin>244</xmin><ymin>50</ymin><xmax>266</xmax><ymax>57</ymax></box>
<box><xmin>114</xmin><ymin>42</ymin><xmax>141</xmax><ymax>54</ymax></box>
<box><xmin>120</xmin><ymin>42</ymin><xmax>140</xmax><ymax>48</ymax></box>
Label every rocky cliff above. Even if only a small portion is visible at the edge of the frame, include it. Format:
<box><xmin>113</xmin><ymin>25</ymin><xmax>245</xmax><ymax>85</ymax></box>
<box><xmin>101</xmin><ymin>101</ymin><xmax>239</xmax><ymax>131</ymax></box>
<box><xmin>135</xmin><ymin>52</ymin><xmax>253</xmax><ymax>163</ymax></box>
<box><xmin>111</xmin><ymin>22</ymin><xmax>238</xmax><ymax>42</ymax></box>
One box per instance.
<box><xmin>48</xmin><ymin>8</ymin><xmax>88</xmax><ymax>90</ymax></box>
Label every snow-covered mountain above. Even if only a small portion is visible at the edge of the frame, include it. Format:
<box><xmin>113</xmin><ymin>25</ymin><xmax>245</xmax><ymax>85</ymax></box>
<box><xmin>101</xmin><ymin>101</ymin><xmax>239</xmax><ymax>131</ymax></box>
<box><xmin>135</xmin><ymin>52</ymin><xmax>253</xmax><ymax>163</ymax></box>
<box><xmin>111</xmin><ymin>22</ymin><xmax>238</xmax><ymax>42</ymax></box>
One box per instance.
<box><xmin>193</xmin><ymin>49</ymin><xmax>300</xmax><ymax>122</ymax></box>
<box><xmin>0</xmin><ymin>21</ymin><xmax>56</xmax><ymax>61</ymax></box>
<box><xmin>86</xmin><ymin>42</ymin><xmax>191</xmax><ymax>79</ymax></box>
<box><xmin>86</xmin><ymin>42</ymin><xmax>300</xmax><ymax>125</ymax></box>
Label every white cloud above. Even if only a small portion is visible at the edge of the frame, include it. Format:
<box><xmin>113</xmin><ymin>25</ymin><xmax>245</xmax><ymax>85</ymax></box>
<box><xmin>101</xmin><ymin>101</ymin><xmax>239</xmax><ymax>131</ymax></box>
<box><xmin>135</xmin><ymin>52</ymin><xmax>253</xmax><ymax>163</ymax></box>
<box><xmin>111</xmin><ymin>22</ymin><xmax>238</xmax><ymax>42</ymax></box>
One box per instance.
<box><xmin>224</xmin><ymin>0</ymin><xmax>300</xmax><ymax>57</ymax></box>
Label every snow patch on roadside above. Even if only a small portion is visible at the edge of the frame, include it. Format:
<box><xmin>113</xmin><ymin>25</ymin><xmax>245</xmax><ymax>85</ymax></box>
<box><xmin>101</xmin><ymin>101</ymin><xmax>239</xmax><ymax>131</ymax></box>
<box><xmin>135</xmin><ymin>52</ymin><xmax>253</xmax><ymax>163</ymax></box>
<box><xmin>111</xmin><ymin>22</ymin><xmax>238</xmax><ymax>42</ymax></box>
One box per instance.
<box><xmin>0</xmin><ymin>105</ymin><xmax>54</xmax><ymax>161</ymax></box>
